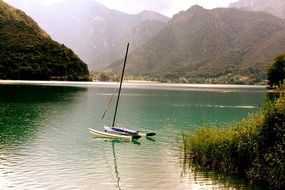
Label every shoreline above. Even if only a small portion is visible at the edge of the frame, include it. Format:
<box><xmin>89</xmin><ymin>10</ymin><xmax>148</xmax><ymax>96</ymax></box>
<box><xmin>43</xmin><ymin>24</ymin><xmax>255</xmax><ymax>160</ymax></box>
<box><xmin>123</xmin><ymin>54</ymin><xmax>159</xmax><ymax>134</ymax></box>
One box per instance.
<box><xmin>0</xmin><ymin>79</ymin><xmax>267</xmax><ymax>90</ymax></box>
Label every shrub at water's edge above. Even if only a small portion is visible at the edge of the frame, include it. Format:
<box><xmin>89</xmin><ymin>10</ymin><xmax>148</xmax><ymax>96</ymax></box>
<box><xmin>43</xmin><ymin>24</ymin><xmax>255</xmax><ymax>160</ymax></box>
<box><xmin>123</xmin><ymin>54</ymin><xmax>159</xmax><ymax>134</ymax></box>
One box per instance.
<box><xmin>267</xmin><ymin>54</ymin><xmax>285</xmax><ymax>88</ymax></box>
<box><xmin>183</xmin><ymin>86</ymin><xmax>285</xmax><ymax>189</ymax></box>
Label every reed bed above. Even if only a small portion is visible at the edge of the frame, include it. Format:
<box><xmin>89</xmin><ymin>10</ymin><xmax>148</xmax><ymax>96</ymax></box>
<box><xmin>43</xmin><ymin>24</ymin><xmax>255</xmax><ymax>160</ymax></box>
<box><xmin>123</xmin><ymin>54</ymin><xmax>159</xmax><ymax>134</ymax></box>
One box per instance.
<box><xmin>183</xmin><ymin>87</ymin><xmax>285</xmax><ymax>189</ymax></box>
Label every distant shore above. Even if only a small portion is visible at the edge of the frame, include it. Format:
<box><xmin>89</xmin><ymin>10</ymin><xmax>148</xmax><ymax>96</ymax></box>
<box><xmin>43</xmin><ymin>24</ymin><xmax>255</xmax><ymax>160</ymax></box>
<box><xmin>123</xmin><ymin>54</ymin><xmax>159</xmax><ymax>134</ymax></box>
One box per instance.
<box><xmin>0</xmin><ymin>80</ymin><xmax>267</xmax><ymax>90</ymax></box>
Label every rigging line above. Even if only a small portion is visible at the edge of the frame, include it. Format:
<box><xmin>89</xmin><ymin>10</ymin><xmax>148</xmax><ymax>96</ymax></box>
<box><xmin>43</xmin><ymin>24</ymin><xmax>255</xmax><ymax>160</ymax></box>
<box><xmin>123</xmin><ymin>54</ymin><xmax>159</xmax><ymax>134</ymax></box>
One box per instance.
<box><xmin>101</xmin><ymin>81</ymin><xmax>120</xmax><ymax>120</ymax></box>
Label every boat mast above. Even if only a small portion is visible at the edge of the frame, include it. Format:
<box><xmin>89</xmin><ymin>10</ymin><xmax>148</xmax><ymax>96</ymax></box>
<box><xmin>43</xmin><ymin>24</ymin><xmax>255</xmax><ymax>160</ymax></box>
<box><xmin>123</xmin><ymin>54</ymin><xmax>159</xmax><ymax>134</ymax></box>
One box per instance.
<box><xmin>112</xmin><ymin>43</ymin><xmax>129</xmax><ymax>127</ymax></box>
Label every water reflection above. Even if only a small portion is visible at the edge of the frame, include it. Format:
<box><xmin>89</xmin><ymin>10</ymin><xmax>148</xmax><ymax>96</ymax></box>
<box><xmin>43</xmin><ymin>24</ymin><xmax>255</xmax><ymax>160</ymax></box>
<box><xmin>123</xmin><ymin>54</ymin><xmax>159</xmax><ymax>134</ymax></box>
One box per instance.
<box><xmin>0</xmin><ymin>84</ymin><xmax>86</xmax><ymax>103</ymax></box>
<box><xmin>96</xmin><ymin>139</ymin><xmax>141</xmax><ymax>190</ymax></box>
<box><xmin>146</xmin><ymin>136</ymin><xmax>156</xmax><ymax>142</ymax></box>
<box><xmin>0</xmin><ymin>85</ymin><xmax>86</xmax><ymax>147</ymax></box>
<box><xmin>0</xmin><ymin>83</ymin><xmax>266</xmax><ymax>189</ymax></box>
<box><xmin>0</xmin><ymin>85</ymin><xmax>88</xmax><ymax>190</ymax></box>
<box><xmin>112</xmin><ymin>141</ymin><xmax>122</xmax><ymax>190</ymax></box>
<box><xmin>180</xmin><ymin>152</ymin><xmax>264</xmax><ymax>189</ymax></box>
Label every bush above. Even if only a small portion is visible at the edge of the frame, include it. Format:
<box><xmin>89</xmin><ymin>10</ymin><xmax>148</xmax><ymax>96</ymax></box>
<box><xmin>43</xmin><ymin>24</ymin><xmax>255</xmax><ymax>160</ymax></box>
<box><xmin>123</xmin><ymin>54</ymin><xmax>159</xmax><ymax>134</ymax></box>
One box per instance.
<box><xmin>267</xmin><ymin>54</ymin><xmax>285</xmax><ymax>87</ymax></box>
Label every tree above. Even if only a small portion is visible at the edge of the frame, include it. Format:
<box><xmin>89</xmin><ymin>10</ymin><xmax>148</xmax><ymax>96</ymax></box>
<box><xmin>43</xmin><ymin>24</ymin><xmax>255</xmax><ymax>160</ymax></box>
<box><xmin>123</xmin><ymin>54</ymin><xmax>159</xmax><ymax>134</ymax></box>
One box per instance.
<box><xmin>98</xmin><ymin>72</ymin><xmax>109</xmax><ymax>81</ymax></box>
<box><xmin>267</xmin><ymin>54</ymin><xmax>285</xmax><ymax>87</ymax></box>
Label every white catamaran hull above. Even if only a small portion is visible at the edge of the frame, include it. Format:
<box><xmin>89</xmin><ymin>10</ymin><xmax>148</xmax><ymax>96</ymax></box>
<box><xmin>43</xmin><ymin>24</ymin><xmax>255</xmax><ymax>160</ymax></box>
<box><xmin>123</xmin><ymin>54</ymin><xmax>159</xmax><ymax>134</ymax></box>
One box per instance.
<box><xmin>89</xmin><ymin>128</ymin><xmax>132</xmax><ymax>140</ymax></box>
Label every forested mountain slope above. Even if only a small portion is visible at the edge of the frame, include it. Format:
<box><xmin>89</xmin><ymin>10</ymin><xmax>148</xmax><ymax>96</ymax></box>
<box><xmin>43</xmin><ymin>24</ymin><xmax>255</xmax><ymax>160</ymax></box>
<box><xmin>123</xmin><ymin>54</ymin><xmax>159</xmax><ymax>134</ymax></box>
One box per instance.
<box><xmin>108</xmin><ymin>5</ymin><xmax>285</xmax><ymax>84</ymax></box>
<box><xmin>0</xmin><ymin>0</ymin><xmax>89</xmax><ymax>80</ymax></box>
<box><xmin>4</xmin><ymin>0</ymin><xmax>169</xmax><ymax>70</ymax></box>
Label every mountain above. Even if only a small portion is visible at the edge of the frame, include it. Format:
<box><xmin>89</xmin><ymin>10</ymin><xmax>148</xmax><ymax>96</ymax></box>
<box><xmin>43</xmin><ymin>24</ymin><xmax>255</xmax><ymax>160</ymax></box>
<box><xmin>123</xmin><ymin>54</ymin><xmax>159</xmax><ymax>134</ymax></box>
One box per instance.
<box><xmin>0</xmin><ymin>0</ymin><xmax>89</xmax><ymax>80</ymax></box>
<box><xmin>107</xmin><ymin>5</ymin><xmax>285</xmax><ymax>84</ymax></box>
<box><xmin>229</xmin><ymin>0</ymin><xmax>285</xmax><ymax>19</ymax></box>
<box><xmin>4</xmin><ymin>0</ymin><xmax>169</xmax><ymax>70</ymax></box>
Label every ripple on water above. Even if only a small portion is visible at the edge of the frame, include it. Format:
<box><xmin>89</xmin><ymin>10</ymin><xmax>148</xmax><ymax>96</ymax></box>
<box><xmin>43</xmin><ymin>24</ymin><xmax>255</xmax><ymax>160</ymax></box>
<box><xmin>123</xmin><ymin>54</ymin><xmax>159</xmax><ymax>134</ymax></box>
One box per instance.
<box><xmin>0</xmin><ymin>84</ymin><xmax>266</xmax><ymax>189</ymax></box>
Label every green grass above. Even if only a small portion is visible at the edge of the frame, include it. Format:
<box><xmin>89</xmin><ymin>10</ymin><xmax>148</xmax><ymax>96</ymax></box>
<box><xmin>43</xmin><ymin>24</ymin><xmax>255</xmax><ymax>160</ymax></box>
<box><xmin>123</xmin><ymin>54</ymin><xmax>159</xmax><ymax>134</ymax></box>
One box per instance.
<box><xmin>183</xmin><ymin>86</ymin><xmax>285</xmax><ymax>189</ymax></box>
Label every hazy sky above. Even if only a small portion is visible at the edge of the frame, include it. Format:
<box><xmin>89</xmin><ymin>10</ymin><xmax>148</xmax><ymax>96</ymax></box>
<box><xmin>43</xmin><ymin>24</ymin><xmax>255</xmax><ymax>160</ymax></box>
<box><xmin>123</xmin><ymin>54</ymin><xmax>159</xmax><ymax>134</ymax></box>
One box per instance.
<box><xmin>5</xmin><ymin>0</ymin><xmax>237</xmax><ymax>17</ymax></box>
<box><xmin>95</xmin><ymin>0</ymin><xmax>236</xmax><ymax>16</ymax></box>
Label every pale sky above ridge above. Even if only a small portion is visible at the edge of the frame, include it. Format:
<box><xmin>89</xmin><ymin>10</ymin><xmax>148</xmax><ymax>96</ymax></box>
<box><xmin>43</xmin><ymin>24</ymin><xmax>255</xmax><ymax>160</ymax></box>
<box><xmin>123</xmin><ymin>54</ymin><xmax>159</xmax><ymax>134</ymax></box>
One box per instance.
<box><xmin>4</xmin><ymin>0</ymin><xmax>237</xmax><ymax>17</ymax></box>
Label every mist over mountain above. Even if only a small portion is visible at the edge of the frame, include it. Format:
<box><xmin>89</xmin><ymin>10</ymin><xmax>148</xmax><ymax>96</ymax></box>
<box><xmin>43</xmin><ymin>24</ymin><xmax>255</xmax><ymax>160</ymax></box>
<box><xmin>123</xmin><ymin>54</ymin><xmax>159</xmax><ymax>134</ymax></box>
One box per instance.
<box><xmin>108</xmin><ymin>5</ymin><xmax>285</xmax><ymax>84</ymax></box>
<box><xmin>229</xmin><ymin>0</ymin><xmax>285</xmax><ymax>19</ymax></box>
<box><xmin>0</xmin><ymin>0</ymin><xmax>89</xmax><ymax>80</ymax></box>
<box><xmin>3</xmin><ymin>0</ymin><xmax>285</xmax><ymax>84</ymax></box>
<box><xmin>4</xmin><ymin>0</ymin><xmax>169</xmax><ymax>70</ymax></box>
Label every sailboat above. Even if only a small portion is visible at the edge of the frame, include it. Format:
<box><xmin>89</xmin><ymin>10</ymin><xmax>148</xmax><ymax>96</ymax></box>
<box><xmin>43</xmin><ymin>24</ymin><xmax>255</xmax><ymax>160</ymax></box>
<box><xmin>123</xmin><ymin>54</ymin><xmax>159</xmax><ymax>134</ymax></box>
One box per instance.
<box><xmin>89</xmin><ymin>43</ymin><xmax>156</xmax><ymax>140</ymax></box>
<box><xmin>89</xmin><ymin>43</ymin><xmax>142</xmax><ymax>140</ymax></box>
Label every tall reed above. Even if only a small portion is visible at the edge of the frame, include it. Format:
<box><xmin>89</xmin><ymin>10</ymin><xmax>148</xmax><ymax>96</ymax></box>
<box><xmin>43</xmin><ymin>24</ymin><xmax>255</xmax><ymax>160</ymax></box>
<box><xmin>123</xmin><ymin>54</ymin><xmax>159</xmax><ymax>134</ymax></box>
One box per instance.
<box><xmin>183</xmin><ymin>86</ymin><xmax>285</xmax><ymax>189</ymax></box>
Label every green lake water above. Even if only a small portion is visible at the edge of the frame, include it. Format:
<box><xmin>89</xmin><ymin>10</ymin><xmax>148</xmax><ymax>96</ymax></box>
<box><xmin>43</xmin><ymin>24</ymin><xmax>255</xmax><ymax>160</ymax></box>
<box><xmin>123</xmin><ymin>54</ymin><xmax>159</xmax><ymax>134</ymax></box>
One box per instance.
<box><xmin>0</xmin><ymin>82</ymin><xmax>266</xmax><ymax>189</ymax></box>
